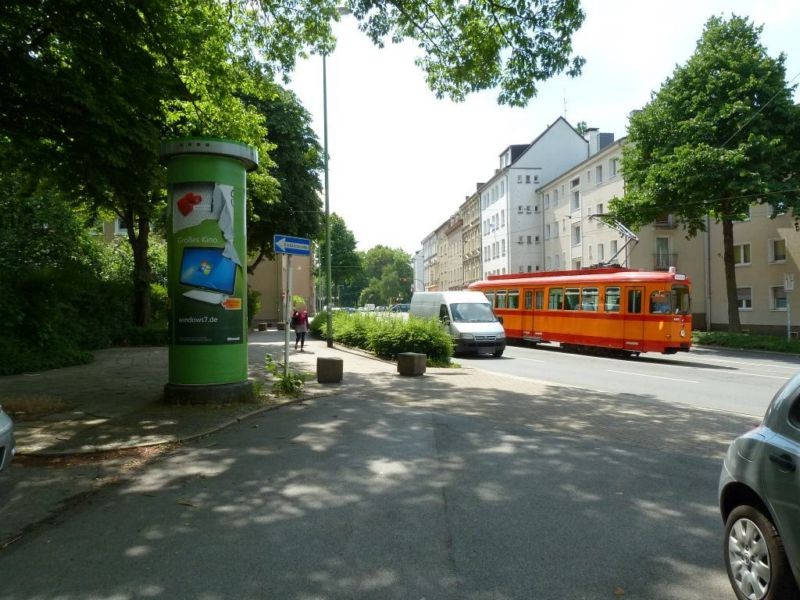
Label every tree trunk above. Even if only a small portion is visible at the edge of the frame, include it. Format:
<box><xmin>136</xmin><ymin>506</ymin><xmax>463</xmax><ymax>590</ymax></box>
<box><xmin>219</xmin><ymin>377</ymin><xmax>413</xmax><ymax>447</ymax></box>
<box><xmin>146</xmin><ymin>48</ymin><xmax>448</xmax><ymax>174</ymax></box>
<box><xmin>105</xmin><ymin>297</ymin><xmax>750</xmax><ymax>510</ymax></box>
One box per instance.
<box><xmin>129</xmin><ymin>214</ymin><xmax>151</xmax><ymax>327</ymax></box>
<box><xmin>721</xmin><ymin>217</ymin><xmax>741</xmax><ymax>332</ymax></box>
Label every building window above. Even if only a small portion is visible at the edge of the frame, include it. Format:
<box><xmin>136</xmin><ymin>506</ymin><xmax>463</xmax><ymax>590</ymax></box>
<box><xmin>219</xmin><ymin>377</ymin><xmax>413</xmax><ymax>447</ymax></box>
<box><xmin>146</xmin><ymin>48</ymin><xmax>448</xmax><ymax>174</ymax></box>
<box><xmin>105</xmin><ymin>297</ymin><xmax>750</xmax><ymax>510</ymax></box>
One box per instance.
<box><xmin>552</xmin><ymin>221</ymin><xmax>559</xmax><ymax>238</ymax></box>
<box><xmin>597</xmin><ymin>244</ymin><xmax>604</xmax><ymax>261</ymax></box>
<box><xmin>525</xmin><ymin>174</ymin><xmax>531</xmax><ymax>184</ymax></box>
<box><xmin>501</xmin><ymin>239</ymin><xmax>506</xmax><ymax>256</ymax></box>
<box><xmin>554</xmin><ymin>254</ymin><xmax>560</xmax><ymax>268</ymax></box>
<box><xmin>770</xmin><ymin>286</ymin><xmax>787</xmax><ymax>310</ymax></box>
<box><xmin>572</xmin><ymin>225</ymin><xmax>581</xmax><ymax>246</ymax></box>
<box><xmin>769</xmin><ymin>238</ymin><xmax>787</xmax><ymax>262</ymax></box>
<box><xmin>595</xmin><ymin>165</ymin><xmax>603</xmax><ymax>183</ymax></box>
<box><xmin>737</xmin><ymin>287</ymin><xmax>752</xmax><ymax>310</ymax></box>
<box><xmin>544</xmin><ymin>194</ymin><xmax>550</xmax><ymax>209</ymax></box>
<box><xmin>534</xmin><ymin>175</ymin><xmax>540</xmax><ymax>183</ymax></box>
<box><xmin>545</xmin><ymin>224</ymin><xmax>551</xmax><ymax>239</ymax></box>
<box><xmin>610</xmin><ymin>158</ymin><xmax>619</xmax><ymax>177</ymax></box>
<box><xmin>572</xmin><ymin>191</ymin><xmax>580</xmax><ymax>210</ymax></box>
<box><xmin>610</xmin><ymin>240</ymin><xmax>618</xmax><ymax>256</ymax></box>
<box><xmin>734</xmin><ymin>243</ymin><xmax>751</xmax><ymax>266</ymax></box>
<box><xmin>500</xmin><ymin>181</ymin><xmax>505</xmax><ymax>196</ymax></box>
<box><xmin>527</xmin><ymin>235</ymin><xmax>532</xmax><ymax>244</ymax></box>
<box><xmin>570</xmin><ymin>177</ymin><xmax>580</xmax><ymax>188</ymax></box>
<box><xmin>114</xmin><ymin>218</ymin><xmax>128</xmax><ymax>236</ymax></box>
<box><xmin>596</xmin><ymin>204</ymin><xmax>604</xmax><ymax>225</ymax></box>
<box><xmin>553</xmin><ymin>189</ymin><xmax>559</xmax><ymax>205</ymax></box>
<box><xmin>517</xmin><ymin>174</ymin><xmax>522</xmax><ymax>183</ymax></box>
<box><xmin>501</xmin><ymin>210</ymin><xmax>505</xmax><ymax>227</ymax></box>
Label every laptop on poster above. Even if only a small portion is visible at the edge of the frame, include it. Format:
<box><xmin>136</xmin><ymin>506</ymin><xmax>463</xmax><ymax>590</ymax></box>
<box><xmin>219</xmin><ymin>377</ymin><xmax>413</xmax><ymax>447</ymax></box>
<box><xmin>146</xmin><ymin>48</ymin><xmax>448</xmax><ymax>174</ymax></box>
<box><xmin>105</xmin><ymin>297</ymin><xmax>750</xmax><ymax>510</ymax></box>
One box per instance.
<box><xmin>179</xmin><ymin>247</ymin><xmax>237</xmax><ymax>304</ymax></box>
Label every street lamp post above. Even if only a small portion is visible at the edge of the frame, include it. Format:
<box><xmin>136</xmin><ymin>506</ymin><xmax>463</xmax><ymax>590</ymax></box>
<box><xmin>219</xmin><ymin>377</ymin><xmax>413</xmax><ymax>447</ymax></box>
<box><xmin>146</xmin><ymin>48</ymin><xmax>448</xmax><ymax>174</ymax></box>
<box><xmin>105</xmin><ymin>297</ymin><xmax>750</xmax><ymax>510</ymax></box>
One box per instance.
<box><xmin>323</xmin><ymin>51</ymin><xmax>333</xmax><ymax>347</ymax></box>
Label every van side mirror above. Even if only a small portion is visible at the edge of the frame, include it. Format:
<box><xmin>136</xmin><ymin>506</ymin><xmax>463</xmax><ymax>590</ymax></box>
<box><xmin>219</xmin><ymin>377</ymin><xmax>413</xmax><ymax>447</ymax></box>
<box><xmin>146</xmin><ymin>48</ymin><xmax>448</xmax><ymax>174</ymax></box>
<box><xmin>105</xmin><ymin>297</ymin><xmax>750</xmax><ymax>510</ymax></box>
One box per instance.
<box><xmin>496</xmin><ymin>316</ymin><xmax>504</xmax><ymax>325</ymax></box>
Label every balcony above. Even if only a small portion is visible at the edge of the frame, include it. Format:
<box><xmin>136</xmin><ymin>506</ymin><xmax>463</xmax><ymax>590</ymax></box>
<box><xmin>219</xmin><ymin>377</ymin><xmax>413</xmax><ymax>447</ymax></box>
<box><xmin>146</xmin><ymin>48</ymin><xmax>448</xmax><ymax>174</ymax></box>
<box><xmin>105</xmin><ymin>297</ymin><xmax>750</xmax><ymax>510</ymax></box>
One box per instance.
<box><xmin>654</xmin><ymin>213</ymin><xmax>676</xmax><ymax>228</ymax></box>
<box><xmin>653</xmin><ymin>253</ymin><xmax>678</xmax><ymax>271</ymax></box>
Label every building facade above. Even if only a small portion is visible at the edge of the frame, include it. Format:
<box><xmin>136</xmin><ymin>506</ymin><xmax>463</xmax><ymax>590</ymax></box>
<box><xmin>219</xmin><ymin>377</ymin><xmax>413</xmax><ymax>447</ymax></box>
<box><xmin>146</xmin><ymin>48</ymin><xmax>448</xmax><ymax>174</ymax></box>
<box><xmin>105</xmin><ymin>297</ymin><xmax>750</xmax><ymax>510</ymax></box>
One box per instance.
<box><xmin>480</xmin><ymin>117</ymin><xmax>591</xmax><ymax>278</ymax></box>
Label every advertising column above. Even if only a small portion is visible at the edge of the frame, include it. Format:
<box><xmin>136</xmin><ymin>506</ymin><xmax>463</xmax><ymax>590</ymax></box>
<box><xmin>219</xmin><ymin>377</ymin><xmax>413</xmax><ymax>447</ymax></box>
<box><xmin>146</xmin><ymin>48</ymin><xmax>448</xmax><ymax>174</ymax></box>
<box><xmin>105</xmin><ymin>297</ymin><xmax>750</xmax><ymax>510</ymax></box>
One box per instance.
<box><xmin>160</xmin><ymin>138</ymin><xmax>258</xmax><ymax>402</ymax></box>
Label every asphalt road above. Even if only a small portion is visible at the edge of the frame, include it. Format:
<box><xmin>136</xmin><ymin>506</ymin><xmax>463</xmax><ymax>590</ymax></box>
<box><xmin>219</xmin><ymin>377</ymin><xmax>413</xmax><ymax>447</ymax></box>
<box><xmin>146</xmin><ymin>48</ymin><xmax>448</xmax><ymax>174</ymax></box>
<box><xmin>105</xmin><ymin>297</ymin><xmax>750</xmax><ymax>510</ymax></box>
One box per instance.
<box><xmin>459</xmin><ymin>342</ymin><xmax>800</xmax><ymax>417</ymax></box>
<box><xmin>0</xmin><ymin>360</ymin><xmax>751</xmax><ymax>600</ymax></box>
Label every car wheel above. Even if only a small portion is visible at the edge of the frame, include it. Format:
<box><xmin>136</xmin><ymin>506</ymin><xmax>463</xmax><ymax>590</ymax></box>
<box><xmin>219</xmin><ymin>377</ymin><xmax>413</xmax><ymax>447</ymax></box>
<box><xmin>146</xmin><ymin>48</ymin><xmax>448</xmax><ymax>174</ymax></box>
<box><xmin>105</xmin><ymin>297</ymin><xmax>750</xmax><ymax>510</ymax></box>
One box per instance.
<box><xmin>724</xmin><ymin>505</ymin><xmax>800</xmax><ymax>600</ymax></box>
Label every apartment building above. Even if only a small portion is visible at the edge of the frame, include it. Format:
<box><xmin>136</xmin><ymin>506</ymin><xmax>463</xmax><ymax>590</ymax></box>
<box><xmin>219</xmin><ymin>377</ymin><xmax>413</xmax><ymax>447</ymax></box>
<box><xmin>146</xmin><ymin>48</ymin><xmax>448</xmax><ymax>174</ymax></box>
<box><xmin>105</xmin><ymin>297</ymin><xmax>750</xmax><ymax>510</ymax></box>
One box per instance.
<box><xmin>480</xmin><ymin>117</ymin><xmax>589</xmax><ymax>278</ymax></box>
<box><xmin>422</xmin><ymin>230</ymin><xmax>439</xmax><ymax>291</ymax></box>
<box><xmin>706</xmin><ymin>207</ymin><xmax>798</xmax><ymax>335</ymax></box>
<box><xmin>460</xmin><ymin>189</ymin><xmax>482</xmax><ymax>288</ymax></box>
<box><xmin>441</xmin><ymin>213</ymin><xmax>464</xmax><ymax>290</ymax></box>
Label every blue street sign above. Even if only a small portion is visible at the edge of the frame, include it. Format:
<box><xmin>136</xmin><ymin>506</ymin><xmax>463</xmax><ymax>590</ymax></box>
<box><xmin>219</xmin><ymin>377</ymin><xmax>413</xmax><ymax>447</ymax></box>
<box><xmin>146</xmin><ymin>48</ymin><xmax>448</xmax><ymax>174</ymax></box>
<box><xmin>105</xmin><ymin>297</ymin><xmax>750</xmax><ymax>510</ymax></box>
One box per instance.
<box><xmin>274</xmin><ymin>234</ymin><xmax>311</xmax><ymax>256</ymax></box>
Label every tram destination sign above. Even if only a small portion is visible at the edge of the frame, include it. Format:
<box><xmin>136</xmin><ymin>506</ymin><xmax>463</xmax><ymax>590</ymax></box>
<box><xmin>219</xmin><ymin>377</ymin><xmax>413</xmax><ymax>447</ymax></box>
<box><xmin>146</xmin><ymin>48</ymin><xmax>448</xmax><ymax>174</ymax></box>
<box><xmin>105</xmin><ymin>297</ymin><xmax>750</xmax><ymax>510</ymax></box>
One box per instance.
<box><xmin>274</xmin><ymin>234</ymin><xmax>311</xmax><ymax>256</ymax></box>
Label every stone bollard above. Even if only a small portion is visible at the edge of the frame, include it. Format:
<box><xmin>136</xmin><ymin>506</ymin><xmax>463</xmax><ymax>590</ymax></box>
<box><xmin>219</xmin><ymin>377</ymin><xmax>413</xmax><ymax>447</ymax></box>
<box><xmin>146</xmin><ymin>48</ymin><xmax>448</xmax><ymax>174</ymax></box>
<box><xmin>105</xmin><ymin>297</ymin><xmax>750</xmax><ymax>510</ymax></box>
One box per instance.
<box><xmin>317</xmin><ymin>357</ymin><xmax>343</xmax><ymax>383</ymax></box>
<box><xmin>397</xmin><ymin>352</ymin><xmax>426</xmax><ymax>376</ymax></box>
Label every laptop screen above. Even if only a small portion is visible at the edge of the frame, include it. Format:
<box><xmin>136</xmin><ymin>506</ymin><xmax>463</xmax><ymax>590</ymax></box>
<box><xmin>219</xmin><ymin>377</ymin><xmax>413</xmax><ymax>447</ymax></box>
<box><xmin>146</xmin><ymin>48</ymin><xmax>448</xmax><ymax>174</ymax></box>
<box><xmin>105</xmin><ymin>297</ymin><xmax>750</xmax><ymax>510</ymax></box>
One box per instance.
<box><xmin>179</xmin><ymin>247</ymin><xmax>237</xmax><ymax>295</ymax></box>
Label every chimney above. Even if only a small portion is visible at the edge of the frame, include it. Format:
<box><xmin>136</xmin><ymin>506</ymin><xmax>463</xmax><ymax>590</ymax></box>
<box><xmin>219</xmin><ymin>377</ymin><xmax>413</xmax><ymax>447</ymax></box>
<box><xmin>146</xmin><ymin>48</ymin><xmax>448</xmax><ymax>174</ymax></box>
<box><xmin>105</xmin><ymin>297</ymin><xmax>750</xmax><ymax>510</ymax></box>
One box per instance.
<box><xmin>587</xmin><ymin>128</ymin><xmax>599</xmax><ymax>156</ymax></box>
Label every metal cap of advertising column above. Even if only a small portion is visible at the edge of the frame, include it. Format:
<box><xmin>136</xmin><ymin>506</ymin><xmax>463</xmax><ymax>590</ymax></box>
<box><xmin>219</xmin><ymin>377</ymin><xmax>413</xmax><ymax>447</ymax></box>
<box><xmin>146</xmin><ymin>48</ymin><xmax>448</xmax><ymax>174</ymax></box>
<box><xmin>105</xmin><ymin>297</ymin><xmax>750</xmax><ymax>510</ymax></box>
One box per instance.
<box><xmin>159</xmin><ymin>138</ymin><xmax>258</xmax><ymax>403</ymax></box>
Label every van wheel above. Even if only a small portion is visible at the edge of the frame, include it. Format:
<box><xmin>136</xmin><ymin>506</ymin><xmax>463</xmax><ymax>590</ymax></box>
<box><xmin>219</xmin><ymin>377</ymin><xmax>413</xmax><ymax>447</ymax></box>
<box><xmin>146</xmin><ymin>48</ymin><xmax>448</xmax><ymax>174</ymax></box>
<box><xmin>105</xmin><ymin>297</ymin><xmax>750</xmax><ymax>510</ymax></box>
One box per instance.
<box><xmin>493</xmin><ymin>349</ymin><xmax>504</xmax><ymax>357</ymax></box>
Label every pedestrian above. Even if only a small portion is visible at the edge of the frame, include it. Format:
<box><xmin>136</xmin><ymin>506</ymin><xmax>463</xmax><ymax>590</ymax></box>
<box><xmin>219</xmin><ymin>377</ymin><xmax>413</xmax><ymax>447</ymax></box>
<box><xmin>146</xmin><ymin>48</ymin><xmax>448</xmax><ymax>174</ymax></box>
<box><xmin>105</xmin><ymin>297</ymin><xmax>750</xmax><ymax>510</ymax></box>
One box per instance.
<box><xmin>291</xmin><ymin>305</ymin><xmax>310</xmax><ymax>351</ymax></box>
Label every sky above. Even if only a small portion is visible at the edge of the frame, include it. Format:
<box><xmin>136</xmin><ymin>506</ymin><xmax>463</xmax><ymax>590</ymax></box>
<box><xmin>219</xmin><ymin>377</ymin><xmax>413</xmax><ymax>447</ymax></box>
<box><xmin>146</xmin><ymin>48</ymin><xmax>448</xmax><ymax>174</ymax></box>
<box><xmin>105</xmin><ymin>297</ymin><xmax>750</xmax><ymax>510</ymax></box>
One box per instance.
<box><xmin>287</xmin><ymin>0</ymin><xmax>800</xmax><ymax>256</ymax></box>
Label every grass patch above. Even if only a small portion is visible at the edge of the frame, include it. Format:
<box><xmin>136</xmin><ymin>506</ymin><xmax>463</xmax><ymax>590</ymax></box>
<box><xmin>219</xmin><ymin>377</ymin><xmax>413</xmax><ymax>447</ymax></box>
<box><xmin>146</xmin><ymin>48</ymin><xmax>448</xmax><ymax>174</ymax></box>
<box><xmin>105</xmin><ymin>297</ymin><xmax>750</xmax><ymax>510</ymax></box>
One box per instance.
<box><xmin>693</xmin><ymin>330</ymin><xmax>800</xmax><ymax>354</ymax></box>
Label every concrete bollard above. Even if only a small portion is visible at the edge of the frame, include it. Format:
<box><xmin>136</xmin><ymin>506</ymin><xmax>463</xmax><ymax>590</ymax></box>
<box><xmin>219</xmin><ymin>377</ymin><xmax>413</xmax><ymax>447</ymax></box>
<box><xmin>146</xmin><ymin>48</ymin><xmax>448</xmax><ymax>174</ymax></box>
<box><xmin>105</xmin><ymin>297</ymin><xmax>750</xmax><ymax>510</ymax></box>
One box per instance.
<box><xmin>317</xmin><ymin>357</ymin><xmax>343</xmax><ymax>383</ymax></box>
<box><xmin>397</xmin><ymin>352</ymin><xmax>426</xmax><ymax>376</ymax></box>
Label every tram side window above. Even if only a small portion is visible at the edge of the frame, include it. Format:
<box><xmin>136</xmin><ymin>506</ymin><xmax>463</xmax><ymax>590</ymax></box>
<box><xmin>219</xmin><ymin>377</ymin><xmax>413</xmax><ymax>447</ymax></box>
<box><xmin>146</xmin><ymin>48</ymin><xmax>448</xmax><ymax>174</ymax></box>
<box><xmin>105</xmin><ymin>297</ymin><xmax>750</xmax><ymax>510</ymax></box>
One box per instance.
<box><xmin>496</xmin><ymin>290</ymin><xmax>507</xmax><ymax>309</ymax></box>
<box><xmin>535</xmin><ymin>290</ymin><xmax>544</xmax><ymax>310</ymax></box>
<box><xmin>564</xmin><ymin>288</ymin><xmax>580</xmax><ymax>310</ymax></box>
<box><xmin>508</xmin><ymin>290</ymin><xmax>520</xmax><ymax>309</ymax></box>
<box><xmin>627</xmin><ymin>289</ymin><xmax>642</xmax><ymax>314</ymax></box>
<box><xmin>582</xmin><ymin>287</ymin><xmax>599</xmax><ymax>311</ymax></box>
<box><xmin>605</xmin><ymin>287</ymin><xmax>621</xmax><ymax>312</ymax></box>
<box><xmin>549</xmin><ymin>288</ymin><xmax>563</xmax><ymax>309</ymax></box>
<box><xmin>484</xmin><ymin>291</ymin><xmax>495</xmax><ymax>307</ymax></box>
<box><xmin>524</xmin><ymin>291</ymin><xmax>533</xmax><ymax>310</ymax></box>
<box><xmin>650</xmin><ymin>291</ymin><xmax>671</xmax><ymax>314</ymax></box>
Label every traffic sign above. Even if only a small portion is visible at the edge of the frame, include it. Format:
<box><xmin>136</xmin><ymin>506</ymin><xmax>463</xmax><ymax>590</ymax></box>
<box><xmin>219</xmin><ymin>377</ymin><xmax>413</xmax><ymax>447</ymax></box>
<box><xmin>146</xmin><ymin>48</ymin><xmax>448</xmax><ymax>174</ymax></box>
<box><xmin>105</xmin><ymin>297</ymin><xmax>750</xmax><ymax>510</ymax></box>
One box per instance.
<box><xmin>274</xmin><ymin>234</ymin><xmax>311</xmax><ymax>256</ymax></box>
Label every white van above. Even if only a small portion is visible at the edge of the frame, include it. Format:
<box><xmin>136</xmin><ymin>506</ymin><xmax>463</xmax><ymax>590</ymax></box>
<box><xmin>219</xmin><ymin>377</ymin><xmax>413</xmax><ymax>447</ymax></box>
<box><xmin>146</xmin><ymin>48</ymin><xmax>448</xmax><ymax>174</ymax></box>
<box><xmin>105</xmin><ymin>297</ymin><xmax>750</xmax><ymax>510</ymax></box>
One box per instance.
<box><xmin>409</xmin><ymin>291</ymin><xmax>506</xmax><ymax>357</ymax></box>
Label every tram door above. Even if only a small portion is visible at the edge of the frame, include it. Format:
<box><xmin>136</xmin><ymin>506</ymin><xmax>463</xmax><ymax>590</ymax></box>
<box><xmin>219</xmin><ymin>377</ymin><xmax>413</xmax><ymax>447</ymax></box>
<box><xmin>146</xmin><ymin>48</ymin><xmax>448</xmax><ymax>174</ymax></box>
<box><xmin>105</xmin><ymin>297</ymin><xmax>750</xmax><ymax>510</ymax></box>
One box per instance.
<box><xmin>522</xmin><ymin>289</ymin><xmax>535</xmax><ymax>338</ymax></box>
<box><xmin>623</xmin><ymin>287</ymin><xmax>644</xmax><ymax>351</ymax></box>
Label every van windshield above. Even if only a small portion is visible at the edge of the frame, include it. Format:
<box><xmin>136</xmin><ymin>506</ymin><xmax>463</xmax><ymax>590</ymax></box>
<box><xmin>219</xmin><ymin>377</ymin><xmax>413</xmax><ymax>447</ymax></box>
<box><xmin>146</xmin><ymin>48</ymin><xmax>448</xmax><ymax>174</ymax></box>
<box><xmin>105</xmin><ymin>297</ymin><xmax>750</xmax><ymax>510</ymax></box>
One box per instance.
<box><xmin>449</xmin><ymin>302</ymin><xmax>496</xmax><ymax>323</ymax></box>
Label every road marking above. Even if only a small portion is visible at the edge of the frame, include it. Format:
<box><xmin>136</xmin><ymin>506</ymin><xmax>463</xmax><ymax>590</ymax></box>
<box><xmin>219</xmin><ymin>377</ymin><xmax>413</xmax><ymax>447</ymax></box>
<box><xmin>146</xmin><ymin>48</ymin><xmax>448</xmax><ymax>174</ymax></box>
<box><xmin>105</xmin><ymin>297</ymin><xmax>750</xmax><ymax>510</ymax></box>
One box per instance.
<box><xmin>607</xmin><ymin>369</ymin><xmax>699</xmax><ymax>384</ymax></box>
<box><xmin>691</xmin><ymin>356</ymin><xmax>799</xmax><ymax>370</ymax></box>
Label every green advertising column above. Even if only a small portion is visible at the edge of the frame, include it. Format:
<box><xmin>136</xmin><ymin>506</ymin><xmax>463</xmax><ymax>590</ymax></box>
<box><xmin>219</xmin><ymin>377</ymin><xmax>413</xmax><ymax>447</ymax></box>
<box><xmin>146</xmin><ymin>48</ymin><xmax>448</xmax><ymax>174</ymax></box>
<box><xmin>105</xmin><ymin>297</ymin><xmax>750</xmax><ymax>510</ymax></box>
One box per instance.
<box><xmin>160</xmin><ymin>138</ymin><xmax>258</xmax><ymax>403</ymax></box>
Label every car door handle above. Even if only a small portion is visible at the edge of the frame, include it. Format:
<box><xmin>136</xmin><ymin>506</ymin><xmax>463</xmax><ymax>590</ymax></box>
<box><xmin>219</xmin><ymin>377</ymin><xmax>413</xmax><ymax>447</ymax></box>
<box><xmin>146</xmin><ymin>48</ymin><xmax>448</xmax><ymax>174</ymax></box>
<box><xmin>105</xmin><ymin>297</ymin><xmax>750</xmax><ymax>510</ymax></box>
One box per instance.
<box><xmin>769</xmin><ymin>453</ymin><xmax>797</xmax><ymax>472</ymax></box>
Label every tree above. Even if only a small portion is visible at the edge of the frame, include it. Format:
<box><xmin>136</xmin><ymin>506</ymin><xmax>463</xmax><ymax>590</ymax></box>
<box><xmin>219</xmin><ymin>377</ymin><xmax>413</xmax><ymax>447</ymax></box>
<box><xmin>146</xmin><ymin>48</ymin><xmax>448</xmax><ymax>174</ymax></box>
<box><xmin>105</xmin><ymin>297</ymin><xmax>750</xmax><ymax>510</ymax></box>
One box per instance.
<box><xmin>609</xmin><ymin>15</ymin><xmax>800</xmax><ymax>331</ymax></box>
<box><xmin>1</xmin><ymin>0</ymin><xmax>586</xmax><ymax>326</ymax></box>
<box><xmin>358</xmin><ymin>245</ymin><xmax>414</xmax><ymax>305</ymax></box>
<box><xmin>246</xmin><ymin>83</ymin><xmax>324</xmax><ymax>273</ymax></box>
<box><xmin>317</xmin><ymin>213</ymin><xmax>362</xmax><ymax>305</ymax></box>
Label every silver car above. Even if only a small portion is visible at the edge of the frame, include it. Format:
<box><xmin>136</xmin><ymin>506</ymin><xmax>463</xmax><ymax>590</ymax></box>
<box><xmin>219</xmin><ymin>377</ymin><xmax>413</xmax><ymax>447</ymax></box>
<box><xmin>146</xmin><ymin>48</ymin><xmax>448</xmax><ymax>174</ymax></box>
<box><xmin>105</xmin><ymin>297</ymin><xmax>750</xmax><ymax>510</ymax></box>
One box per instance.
<box><xmin>719</xmin><ymin>373</ymin><xmax>800</xmax><ymax>600</ymax></box>
<box><xmin>0</xmin><ymin>403</ymin><xmax>14</xmax><ymax>472</ymax></box>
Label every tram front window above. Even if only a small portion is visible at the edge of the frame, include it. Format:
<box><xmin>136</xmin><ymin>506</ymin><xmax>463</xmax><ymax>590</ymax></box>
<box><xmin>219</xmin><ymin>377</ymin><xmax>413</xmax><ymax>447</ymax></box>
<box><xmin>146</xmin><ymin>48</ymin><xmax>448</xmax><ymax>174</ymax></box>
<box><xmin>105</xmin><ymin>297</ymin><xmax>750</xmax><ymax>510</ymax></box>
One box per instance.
<box><xmin>672</xmin><ymin>285</ymin><xmax>691</xmax><ymax>315</ymax></box>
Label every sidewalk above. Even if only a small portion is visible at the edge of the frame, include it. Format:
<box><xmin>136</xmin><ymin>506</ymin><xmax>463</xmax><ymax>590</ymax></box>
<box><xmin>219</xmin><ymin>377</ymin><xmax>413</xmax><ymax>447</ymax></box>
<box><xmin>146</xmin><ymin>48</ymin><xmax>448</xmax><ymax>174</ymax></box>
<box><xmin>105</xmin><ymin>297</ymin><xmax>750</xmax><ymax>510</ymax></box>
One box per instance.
<box><xmin>0</xmin><ymin>329</ymin><xmax>399</xmax><ymax>457</ymax></box>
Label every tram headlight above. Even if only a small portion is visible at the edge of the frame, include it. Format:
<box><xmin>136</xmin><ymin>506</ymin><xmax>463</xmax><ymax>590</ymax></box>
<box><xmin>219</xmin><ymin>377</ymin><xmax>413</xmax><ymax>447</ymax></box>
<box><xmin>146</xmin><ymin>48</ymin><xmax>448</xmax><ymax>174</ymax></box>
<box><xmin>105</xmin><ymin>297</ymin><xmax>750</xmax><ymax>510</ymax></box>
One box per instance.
<box><xmin>680</xmin><ymin>328</ymin><xmax>686</xmax><ymax>338</ymax></box>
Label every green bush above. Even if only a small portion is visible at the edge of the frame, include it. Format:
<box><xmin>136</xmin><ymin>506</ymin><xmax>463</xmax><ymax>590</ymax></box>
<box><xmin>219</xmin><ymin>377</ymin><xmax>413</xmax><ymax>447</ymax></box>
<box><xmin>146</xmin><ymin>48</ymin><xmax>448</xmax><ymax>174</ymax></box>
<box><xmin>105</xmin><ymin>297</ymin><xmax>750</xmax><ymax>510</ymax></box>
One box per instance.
<box><xmin>310</xmin><ymin>312</ymin><xmax>453</xmax><ymax>364</ymax></box>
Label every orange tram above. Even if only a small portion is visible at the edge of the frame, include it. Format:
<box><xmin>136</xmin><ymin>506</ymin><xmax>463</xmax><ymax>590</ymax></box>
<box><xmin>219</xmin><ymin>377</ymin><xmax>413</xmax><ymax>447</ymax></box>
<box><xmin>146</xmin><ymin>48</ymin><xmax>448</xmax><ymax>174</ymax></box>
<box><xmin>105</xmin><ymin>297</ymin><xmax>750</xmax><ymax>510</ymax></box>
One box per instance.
<box><xmin>468</xmin><ymin>266</ymin><xmax>692</xmax><ymax>356</ymax></box>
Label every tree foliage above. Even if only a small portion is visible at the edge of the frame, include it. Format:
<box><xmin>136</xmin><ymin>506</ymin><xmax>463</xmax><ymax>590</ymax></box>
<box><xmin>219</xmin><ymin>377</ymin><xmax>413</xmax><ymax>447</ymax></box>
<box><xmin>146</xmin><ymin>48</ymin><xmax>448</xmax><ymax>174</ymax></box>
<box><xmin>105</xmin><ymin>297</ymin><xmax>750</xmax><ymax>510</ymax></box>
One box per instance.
<box><xmin>358</xmin><ymin>245</ymin><xmax>413</xmax><ymax>305</ymax></box>
<box><xmin>610</xmin><ymin>15</ymin><xmax>800</xmax><ymax>330</ymax></box>
<box><xmin>317</xmin><ymin>213</ymin><xmax>362</xmax><ymax>304</ymax></box>
<box><xmin>246</xmin><ymin>83</ymin><xmax>324</xmax><ymax>273</ymax></box>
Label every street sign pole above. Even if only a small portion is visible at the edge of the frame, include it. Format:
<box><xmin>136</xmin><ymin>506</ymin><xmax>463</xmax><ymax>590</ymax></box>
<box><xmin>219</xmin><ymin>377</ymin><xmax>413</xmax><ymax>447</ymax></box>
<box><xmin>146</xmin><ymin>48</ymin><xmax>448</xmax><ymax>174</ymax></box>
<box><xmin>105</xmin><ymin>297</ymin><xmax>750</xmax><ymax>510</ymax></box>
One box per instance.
<box><xmin>787</xmin><ymin>276</ymin><xmax>792</xmax><ymax>342</ymax></box>
<box><xmin>285</xmin><ymin>254</ymin><xmax>293</xmax><ymax>376</ymax></box>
